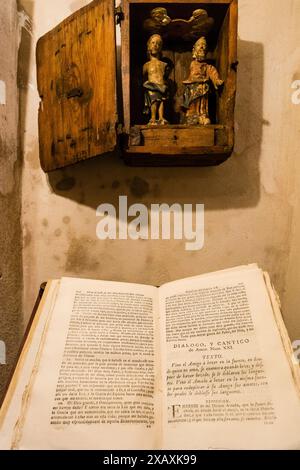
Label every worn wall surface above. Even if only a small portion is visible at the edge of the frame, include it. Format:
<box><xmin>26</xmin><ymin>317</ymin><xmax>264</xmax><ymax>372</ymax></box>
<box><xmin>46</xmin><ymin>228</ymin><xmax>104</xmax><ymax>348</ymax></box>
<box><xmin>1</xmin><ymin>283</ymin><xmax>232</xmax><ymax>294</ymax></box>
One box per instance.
<box><xmin>21</xmin><ymin>0</ymin><xmax>300</xmax><ymax>341</ymax></box>
<box><xmin>0</xmin><ymin>0</ymin><xmax>22</xmax><ymax>401</ymax></box>
<box><xmin>285</xmin><ymin>146</ymin><xmax>300</xmax><ymax>339</ymax></box>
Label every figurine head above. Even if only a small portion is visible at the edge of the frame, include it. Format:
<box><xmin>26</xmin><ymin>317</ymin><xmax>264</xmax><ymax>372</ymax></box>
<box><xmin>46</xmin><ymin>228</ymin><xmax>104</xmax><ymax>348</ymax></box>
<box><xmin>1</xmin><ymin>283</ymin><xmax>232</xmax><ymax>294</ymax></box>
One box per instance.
<box><xmin>193</xmin><ymin>37</ymin><xmax>207</xmax><ymax>61</ymax></box>
<box><xmin>192</xmin><ymin>9</ymin><xmax>208</xmax><ymax>20</ymax></box>
<box><xmin>147</xmin><ymin>34</ymin><xmax>163</xmax><ymax>58</ymax></box>
<box><xmin>151</xmin><ymin>7</ymin><xmax>171</xmax><ymax>25</ymax></box>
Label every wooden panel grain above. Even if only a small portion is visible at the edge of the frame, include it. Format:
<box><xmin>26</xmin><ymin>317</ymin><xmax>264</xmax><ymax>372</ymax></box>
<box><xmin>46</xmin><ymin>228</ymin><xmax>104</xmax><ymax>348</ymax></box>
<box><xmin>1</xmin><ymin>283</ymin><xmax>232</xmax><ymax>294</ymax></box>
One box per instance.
<box><xmin>141</xmin><ymin>126</ymin><xmax>215</xmax><ymax>147</ymax></box>
<box><xmin>226</xmin><ymin>0</ymin><xmax>238</xmax><ymax>147</ymax></box>
<box><xmin>121</xmin><ymin>0</ymin><xmax>130</xmax><ymax>133</ymax></box>
<box><xmin>36</xmin><ymin>0</ymin><xmax>117</xmax><ymax>172</ymax></box>
<box><xmin>174</xmin><ymin>50</ymin><xmax>192</xmax><ymax>122</ymax></box>
<box><xmin>216</xmin><ymin>0</ymin><xmax>237</xmax><ymax>140</ymax></box>
<box><xmin>126</xmin><ymin>144</ymin><xmax>231</xmax><ymax>155</ymax></box>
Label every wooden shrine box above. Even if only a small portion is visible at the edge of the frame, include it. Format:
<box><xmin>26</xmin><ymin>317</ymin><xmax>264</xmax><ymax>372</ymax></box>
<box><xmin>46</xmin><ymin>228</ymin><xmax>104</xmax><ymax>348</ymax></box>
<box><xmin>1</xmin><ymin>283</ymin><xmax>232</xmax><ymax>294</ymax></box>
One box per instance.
<box><xmin>36</xmin><ymin>0</ymin><xmax>238</xmax><ymax>172</ymax></box>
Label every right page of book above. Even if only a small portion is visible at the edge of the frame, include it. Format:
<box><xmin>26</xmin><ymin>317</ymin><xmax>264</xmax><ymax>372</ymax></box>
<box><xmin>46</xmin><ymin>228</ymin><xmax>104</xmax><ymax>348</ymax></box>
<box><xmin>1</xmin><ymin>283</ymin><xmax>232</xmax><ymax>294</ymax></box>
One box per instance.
<box><xmin>159</xmin><ymin>265</ymin><xmax>300</xmax><ymax>449</ymax></box>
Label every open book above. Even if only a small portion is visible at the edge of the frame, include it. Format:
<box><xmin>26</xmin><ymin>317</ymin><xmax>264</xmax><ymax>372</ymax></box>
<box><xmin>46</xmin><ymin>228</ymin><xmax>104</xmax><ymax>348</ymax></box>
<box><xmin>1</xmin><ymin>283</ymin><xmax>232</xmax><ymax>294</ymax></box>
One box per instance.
<box><xmin>1</xmin><ymin>264</ymin><xmax>300</xmax><ymax>450</ymax></box>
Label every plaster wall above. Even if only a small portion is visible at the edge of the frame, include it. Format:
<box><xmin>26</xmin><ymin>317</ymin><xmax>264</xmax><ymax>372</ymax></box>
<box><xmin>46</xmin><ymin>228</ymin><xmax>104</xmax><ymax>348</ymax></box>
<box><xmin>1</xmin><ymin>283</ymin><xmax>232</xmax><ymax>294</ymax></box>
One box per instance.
<box><xmin>0</xmin><ymin>0</ymin><xmax>22</xmax><ymax>401</ymax></box>
<box><xmin>20</xmin><ymin>0</ymin><xmax>300</xmax><ymax>343</ymax></box>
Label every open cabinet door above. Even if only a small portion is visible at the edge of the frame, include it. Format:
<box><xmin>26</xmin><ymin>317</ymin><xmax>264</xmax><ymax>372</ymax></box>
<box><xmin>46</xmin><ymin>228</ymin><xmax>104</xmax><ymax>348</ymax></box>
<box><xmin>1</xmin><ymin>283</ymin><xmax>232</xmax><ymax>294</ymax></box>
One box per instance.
<box><xmin>36</xmin><ymin>0</ymin><xmax>117</xmax><ymax>172</ymax></box>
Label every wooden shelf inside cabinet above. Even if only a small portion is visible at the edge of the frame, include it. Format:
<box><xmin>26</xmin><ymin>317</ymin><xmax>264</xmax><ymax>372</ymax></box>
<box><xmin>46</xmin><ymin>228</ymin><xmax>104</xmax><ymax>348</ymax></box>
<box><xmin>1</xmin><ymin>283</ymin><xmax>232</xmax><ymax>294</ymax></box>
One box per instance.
<box><xmin>125</xmin><ymin>123</ymin><xmax>233</xmax><ymax>166</ymax></box>
<box><xmin>36</xmin><ymin>0</ymin><xmax>238</xmax><ymax>172</ymax></box>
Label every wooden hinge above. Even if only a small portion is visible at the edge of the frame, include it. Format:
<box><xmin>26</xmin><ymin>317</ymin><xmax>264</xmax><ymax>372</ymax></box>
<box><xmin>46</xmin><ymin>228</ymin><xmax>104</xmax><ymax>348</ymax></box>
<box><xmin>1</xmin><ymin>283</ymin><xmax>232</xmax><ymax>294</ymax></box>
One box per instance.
<box><xmin>231</xmin><ymin>61</ymin><xmax>239</xmax><ymax>72</ymax></box>
<box><xmin>115</xmin><ymin>6</ymin><xmax>124</xmax><ymax>25</ymax></box>
<box><xmin>129</xmin><ymin>126</ymin><xmax>141</xmax><ymax>146</ymax></box>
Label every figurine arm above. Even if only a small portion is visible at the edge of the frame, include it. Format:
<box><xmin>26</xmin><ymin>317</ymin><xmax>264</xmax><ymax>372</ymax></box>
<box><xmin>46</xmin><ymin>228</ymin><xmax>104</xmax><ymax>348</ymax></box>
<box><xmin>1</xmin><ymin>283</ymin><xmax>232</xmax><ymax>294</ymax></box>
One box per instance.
<box><xmin>208</xmin><ymin>65</ymin><xmax>224</xmax><ymax>89</ymax></box>
<box><xmin>182</xmin><ymin>61</ymin><xmax>195</xmax><ymax>83</ymax></box>
<box><xmin>164</xmin><ymin>61</ymin><xmax>172</xmax><ymax>80</ymax></box>
<box><xmin>143</xmin><ymin>63</ymin><xmax>148</xmax><ymax>79</ymax></box>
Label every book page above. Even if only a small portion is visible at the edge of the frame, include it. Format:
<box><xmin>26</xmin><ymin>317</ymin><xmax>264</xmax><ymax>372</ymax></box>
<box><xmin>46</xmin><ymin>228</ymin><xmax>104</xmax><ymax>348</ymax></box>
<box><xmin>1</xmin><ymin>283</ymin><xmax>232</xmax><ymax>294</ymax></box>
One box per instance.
<box><xmin>263</xmin><ymin>273</ymin><xmax>300</xmax><ymax>395</ymax></box>
<box><xmin>13</xmin><ymin>278</ymin><xmax>161</xmax><ymax>450</ymax></box>
<box><xmin>0</xmin><ymin>280</ymin><xmax>60</xmax><ymax>449</ymax></box>
<box><xmin>159</xmin><ymin>266</ymin><xmax>300</xmax><ymax>449</ymax></box>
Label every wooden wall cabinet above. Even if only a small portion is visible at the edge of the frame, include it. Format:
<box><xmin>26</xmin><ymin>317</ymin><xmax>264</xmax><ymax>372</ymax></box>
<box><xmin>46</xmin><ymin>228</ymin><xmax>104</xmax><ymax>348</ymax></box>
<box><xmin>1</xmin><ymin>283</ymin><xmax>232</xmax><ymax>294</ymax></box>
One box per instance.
<box><xmin>36</xmin><ymin>0</ymin><xmax>238</xmax><ymax>172</ymax></box>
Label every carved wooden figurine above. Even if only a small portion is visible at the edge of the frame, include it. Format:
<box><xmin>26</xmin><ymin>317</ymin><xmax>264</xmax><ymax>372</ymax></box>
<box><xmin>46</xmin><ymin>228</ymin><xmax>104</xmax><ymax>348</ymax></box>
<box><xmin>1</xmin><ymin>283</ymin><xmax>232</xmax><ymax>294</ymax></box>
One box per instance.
<box><xmin>143</xmin><ymin>34</ymin><xmax>169</xmax><ymax>126</ymax></box>
<box><xmin>182</xmin><ymin>37</ymin><xmax>224</xmax><ymax>125</ymax></box>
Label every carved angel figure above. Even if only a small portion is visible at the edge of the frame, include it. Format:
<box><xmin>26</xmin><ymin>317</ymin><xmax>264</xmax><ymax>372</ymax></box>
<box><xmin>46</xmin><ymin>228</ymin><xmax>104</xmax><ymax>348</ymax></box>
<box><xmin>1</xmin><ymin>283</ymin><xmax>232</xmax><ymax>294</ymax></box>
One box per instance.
<box><xmin>143</xmin><ymin>8</ymin><xmax>171</xmax><ymax>33</ymax></box>
<box><xmin>143</xmin><ymin>8</ymin><xmax>214</xmax><ymax>42</ymax></box>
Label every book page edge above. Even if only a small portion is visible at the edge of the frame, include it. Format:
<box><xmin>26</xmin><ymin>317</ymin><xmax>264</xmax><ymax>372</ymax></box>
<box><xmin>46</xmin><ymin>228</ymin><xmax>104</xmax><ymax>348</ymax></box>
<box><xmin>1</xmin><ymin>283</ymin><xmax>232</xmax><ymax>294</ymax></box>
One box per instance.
<box><xmin>0</xmin><ymin>281</ymin><xmax>54</xmax><ymax>429</ymax></box>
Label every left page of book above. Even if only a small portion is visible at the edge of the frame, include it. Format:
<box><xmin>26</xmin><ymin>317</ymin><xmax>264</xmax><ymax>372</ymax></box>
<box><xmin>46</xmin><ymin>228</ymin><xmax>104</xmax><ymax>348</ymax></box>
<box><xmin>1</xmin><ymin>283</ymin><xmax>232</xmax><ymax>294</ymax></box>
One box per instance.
<box><xmin>11</xmin><ymin>278</ymin><xmax>161</xmax><ymax>450</ymax></box>
<box><xmin>0</xmin><ymin>280</ymin><xmax>60</xmax><ymax>449</ymax></box>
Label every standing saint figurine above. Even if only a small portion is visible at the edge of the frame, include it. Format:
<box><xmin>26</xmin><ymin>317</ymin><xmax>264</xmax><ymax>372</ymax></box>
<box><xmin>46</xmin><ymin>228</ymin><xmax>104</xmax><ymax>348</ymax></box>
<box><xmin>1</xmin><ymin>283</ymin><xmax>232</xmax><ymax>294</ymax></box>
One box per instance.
<box><xmin>182</xmin><ymin>36</ymin><xmax>223</xmax><ymax>125</ymax></box>
<box><xmin>143</xmin><ymin>34</ymin><xmax>169</xmax><ymax>125</ymax></box>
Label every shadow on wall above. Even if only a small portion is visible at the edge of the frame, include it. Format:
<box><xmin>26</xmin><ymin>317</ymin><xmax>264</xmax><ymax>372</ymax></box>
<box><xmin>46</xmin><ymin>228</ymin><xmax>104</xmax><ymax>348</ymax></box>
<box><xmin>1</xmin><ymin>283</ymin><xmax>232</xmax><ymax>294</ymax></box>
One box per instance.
<box><xmin>18</xmin><ymin>0</ymin><xmax>34</xmax><ymax>169</ymax></box>
<box><xmin>46</xmin><ymin>39</ymin><xmax>265</xmax><ymax>212</ymax></box>
<box><xmin>0</xmin><ymin>1</ymin><xmax>35</xmax><ymax>404</ymax></box>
